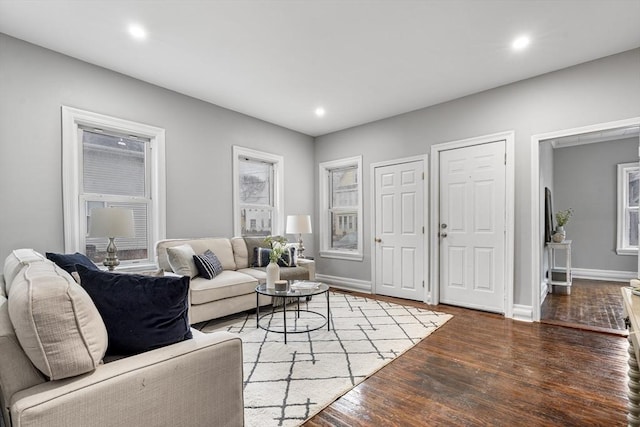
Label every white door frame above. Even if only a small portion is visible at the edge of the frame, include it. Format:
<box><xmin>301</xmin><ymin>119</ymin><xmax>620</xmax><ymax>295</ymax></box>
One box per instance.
<box><xmin>530</xmin><ymin>117</ymin><xmax>640</xmax><ymax>322</ymax></box>
<box><xmin>370</xmin><ymin>154</ymin><xmax>429</xmax><ymax>303</ymax></box>
<box><xmin>430</xmin><ymin>131</ymin><xmax>515</xmax><ymax>317</ymax></box>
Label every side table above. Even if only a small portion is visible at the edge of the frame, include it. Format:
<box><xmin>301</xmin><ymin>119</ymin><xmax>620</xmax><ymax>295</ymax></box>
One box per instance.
<box><xmin>546</xmin><ymin>240</ymin><xmax>572</xmax><ymax>294</ymax></box>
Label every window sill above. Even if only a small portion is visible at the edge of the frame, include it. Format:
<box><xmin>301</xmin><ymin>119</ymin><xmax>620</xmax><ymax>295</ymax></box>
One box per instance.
<box><xmin>616</xmin><ymin>248</ymin><xmax>639</xmax><ymax>256</ymax></box>
<box><xmin>99</xmin><ymin>262</ymin><xmax>160</xmax><ymax>273</ymax></box>
<box><xmin>320</xmin><ymin>250</ymin><xmax>363</xmax><ymax>261</ymax></box>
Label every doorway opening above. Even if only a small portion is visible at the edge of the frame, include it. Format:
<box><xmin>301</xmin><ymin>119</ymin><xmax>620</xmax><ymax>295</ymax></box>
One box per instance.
<box><xmin>531</xmin><ymin>118</ymin><xmax>640</xmax><ymax>325</ymax></box>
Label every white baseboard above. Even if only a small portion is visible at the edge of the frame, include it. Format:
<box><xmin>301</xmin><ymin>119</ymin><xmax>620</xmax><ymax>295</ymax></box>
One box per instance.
<box><xmin>512</xmin><ymin>304</ymin><xmax>534</xmax><ymax>322</ymax></box>
<box><xmin>315</xmin><ymin>273</ymin><xmax>372</xmax><ymax>293</ymax></box>
<box><xmin>572</xmin><ymin>268</ymin><xmax>636</xmax><ymax>282</ymax></box>
<box><xmin>540</xmin><ymin>281</ymin><xmax>549</xmax><ymax>304</ymax></box>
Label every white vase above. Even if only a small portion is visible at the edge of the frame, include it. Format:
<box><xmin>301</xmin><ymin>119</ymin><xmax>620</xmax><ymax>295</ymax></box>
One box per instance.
<box><xmin>552</xmin><ymin>226</ymin><xmax>566</xmax><ymax>243</ymax></box>
<box><xmin>266</xmin><ymin>261</ymin><xmax>279</xmax><ymax>289</ymax></box>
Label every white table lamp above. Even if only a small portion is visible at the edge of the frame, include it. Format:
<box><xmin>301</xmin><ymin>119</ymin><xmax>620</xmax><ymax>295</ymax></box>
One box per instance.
<box><xmin>89</xmin><ymin>207</ymin><xmax>135</xmax><ymax>271</ymax></box>
<box><xmin>286</xmin><ymin>214</ymin><xmax>312</xmax><ymax>258</ymax></box>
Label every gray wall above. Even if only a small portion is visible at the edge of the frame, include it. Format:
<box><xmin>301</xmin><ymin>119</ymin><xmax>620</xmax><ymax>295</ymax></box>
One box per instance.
<box><xmin>314</xmin><ymin>48</ymin><xmax>640</xmax><ymax>307</ymax></box>
<box><xmin>553</xmin><ymin>137</ymin><xmax>638</xmax><ymax>272</ymax></box>
<box><xmin>0</xmin><ymin>34</ymin><xmax>315</xmax><ymax>267</ymax></box>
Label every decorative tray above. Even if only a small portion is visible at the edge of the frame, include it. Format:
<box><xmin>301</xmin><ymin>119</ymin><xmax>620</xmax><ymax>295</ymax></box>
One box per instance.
<box><xmin>290</xmin><ymin>282</ymin><xmax>322</xmax><ymax>290</ymax></box>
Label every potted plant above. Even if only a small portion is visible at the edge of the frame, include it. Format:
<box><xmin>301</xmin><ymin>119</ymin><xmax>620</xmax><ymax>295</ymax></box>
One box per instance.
<box><xmin>263</xmin><ymin>235</ymin><xmax>287</xmax><ymax>288</ymax></box>
<box><xmin>553</xmin><ymin>208</ymin><xmax>573</xmax><ymax>242</ymax></box>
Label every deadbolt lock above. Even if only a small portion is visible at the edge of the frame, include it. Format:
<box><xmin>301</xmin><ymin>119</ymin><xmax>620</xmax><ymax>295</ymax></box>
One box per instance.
<box><xmin>441</xmin><ymin>223</ymin><xmax>447</xmax><ymax>229</ymax></box>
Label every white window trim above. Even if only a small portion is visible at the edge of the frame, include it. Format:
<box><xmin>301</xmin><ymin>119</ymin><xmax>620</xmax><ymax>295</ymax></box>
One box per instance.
<box><xmin>617</xmin><ymin>161</ymin><xmax>639</xmax><ymax>255</ymax></box>
<box><xmin>318</xmin><ymin>155</ymin><xmax>363</xmax><ymax>261</ymax></box>
<box><xmin>61</xmin><ymin>106</ymin><xmax>166</xmax><ymax>270</ymax></box>
<box><xmin>232</xmin><ymin>146</ymin><xmax>284</xmax><ymax>237</ymax></box>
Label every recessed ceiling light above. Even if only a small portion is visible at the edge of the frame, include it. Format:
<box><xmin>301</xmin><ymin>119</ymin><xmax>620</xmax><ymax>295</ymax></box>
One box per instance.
<box><xmin>128</xmin><ymin>24</ymin><xmax>147</xmax><ymax>41</ymax></box>
<box><xmin>315</xmin><ymin>107</ymin><xmax>326</xmax><ymax>117</ymax></box>
<box><xmin>512</xmin><ymin>35</ymin><xmax>530</xmax><ymax>51</ymax></box>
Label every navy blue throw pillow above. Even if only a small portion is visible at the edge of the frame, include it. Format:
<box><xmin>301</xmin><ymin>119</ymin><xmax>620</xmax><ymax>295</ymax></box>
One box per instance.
<box><xmin>76</xmin><ymin>264</ymin><xmax>192</xmax><ymax>356</ymax></box>
<box><xmin>252</xmin><ymin>246</ymin><xmax>297</xmax><ymax>267</ymax></box>
<box><xmin>46</xmin><ymin>252</ymin><xmax>99</xmax><ymax>274</ymax></box>
<box><xmin>193</xmin><ymin>250</ymin><xmax>224</xmax><ymax>279</ymax></box>
<box><xmin>253</xmin><ymin>247</ymin><xmax>271</xmax><ymax>267</ymax></box>
<box><xmin>280</xmin><ymin>246</ymin><xmax>297</xmax><ymax>267</ymax></box>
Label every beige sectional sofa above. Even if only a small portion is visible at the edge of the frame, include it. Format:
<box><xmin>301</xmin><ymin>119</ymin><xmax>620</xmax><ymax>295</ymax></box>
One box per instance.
<box><xmin>156</xmin><ymin>237</ymin><xmax>316</xmax><ymax>324</ymax></box>
<box><xmin>0</xmin><ymin>249</ymin><xmax>244</xmax><ymax>427</ymax></box>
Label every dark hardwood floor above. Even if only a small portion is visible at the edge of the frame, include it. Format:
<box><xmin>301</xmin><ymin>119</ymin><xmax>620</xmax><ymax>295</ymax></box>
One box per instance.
<box><xmin>305</xmin><ymin>290</ymin><xmax>629</xmax><ymax>427</ymax></box>
<box><xmin>541</xmin><ymin>278</ymin><xmax>627</xmax><ymax>335</ymax></box>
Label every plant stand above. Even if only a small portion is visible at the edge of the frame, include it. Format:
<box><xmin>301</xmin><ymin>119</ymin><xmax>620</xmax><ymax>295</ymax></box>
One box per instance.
<box><xmin>546</xmin><ymin>240</ymin><xmax>572</xmax><ymax>295</ymax></box>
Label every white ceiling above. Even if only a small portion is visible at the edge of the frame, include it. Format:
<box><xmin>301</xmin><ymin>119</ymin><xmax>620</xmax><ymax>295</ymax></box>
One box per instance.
<box><xmin>1</xmin><ymin>0</ymin><xmax>639</xmax><ymax>137</ymax></box>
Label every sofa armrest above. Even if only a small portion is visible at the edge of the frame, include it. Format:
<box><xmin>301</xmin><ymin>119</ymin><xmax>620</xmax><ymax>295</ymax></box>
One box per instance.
<box><xmin>10</xmin><ymin>331</ymin><xmax>244</xmax><ymax>427</ymax></box>
<box><xmin>297</xmin><ymin>258</ymin><xmax>315</xmax><ymax>281</ymax></box>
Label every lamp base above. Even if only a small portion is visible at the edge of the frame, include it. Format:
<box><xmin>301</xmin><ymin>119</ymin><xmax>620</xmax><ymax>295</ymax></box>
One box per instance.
<box><xmin>103</xmin><ymin>237</ymin><xmax>120</xmax><ymax>271</ymax></box>
<box><xmin>297</xmin><ymin>234</ymin><xmax>306</xmax><ymax>259</ymax></box>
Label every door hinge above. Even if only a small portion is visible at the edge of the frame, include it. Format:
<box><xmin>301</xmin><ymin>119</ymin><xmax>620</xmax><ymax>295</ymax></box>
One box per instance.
<box><xmin>504</xmin><ymin>153</ymin><xmax>506</xmax><ymax>165</ymax></box>
<box><xmin>422</xmin><ymin>226</ymin><xmax>425</xmax><ymax>234</ymax></box>
<box><xmin>422</xmin><ymin>172</ymin><xmax>425</xmax><ymax>180</ymax></box>
<box><xmin>422</xmin><ymin>280</ymin><xmax>425</xmax><ymax>288</ymax></box>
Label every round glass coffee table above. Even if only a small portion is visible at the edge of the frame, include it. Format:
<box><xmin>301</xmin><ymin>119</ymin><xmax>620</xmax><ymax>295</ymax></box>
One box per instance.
<box><xmin>255</xmin><ymin>281</ymin><xmax>330</xmax><ymax>344</ymax></box>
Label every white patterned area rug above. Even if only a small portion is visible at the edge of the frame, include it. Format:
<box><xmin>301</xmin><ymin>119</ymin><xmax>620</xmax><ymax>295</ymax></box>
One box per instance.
<box><xmin>197</xmin><ymin>292</ymin><xmax>452</xmax><ymax>427</ymax></box>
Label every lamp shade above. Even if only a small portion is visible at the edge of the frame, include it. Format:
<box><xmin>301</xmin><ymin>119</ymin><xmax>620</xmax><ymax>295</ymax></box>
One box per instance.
<box><xmin>286</xmin><ymin>214</ymin><xmax>312</xmax><ymax>234</ymax></box>
<box><xmin>89</xmin><ymin>208</ymin><xmax>135</xmax><ymax>238</ymax></box>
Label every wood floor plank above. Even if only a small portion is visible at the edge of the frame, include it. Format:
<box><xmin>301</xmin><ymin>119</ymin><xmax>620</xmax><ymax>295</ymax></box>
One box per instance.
<box><xmin>541</xmin><ymin>278</ymin><xmax>627</xmax><ymax>334</ymax></box>
<box><xmin>304</xmin><ymin>290</ymin><xmax>629</xmax><ymax>427</ymax></box>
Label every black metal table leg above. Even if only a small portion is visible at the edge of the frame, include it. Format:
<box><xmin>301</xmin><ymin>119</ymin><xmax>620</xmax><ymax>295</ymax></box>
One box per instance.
<box><xmin>326</xmin><ymin>290</ymin><xmax>330</xmax><ymax>330</ymax></box>
<box><xmin>283</xmin><ymin>296</ymin><xmax>287</xmax><ymax>344</ymax></box>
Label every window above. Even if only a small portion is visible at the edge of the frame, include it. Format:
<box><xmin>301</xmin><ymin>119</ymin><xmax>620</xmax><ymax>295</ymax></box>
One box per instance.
<box><xmin>319</xmin><ymin>156</ymin><xmax>363</xmax><ymax>260</ymax></box>
<box><xmin>617</xmin><ymin>162</ymin><xmax>639</xmax><ymax>255</ymax></box>
<box><xmin>233</xmin><ymin>146</ymin><xmax>284</xmax><ymax>236</ymax></box>
<box><xmin>62</xmin><ymin>107</ymin><xmax>166</xmax><ymax>269</ymax></box>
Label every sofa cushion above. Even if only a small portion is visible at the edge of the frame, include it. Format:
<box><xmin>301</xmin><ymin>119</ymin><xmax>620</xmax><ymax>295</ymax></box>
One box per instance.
<box><xmin>189</xmin><ymin>271</ymin><xmax>258</xmax><ymax>305</ymax></box>
<box><xmin>8</xmin><ymin>261</ymin><xmax>108</xmax><ymax>380</ymax></box>
<box><xmin>157</xmin><ymin>238</ymin><xmax>237</xmax><ymax>272</ymax></box>
<box><xmin>193</xmin><ymin>250</ymin><xmax>224</xmax><ymax>279</ymax></box>
<box><xmin>77</xmin><ymin>265</ymin><xmax>192</xmax><ymax>355</ymax></box>
<box><xmin>0</xmin><ymin>295</ymin><xmax>46</xmax><ymax>424</ymax></box>
<box><xmin>3</xmin><ymin>249</ymin><xmax>47</xmax><ymax>295</ymax></box>
<box><xmin>166</xmin><ymin>244</ymin><xmax>198</xmax><ymax>278</ymax></box>
<box><xmin>230</xmin><ymin>237</ymin><xmax>249</xmax><ymax>269</ymax></box>
<box><xmin>45</xmin><ymin>252</ymin><xmax>99</xmax><ymax>274</ymax></box>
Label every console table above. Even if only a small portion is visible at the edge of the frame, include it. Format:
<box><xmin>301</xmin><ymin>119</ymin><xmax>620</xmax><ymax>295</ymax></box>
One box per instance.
<box><xmin>622</xmin><ymin>287</ymin><xmax>640</xmax><ymax>426</ymax></box>
<box><xmin>546</xmin><ymin>240</ymin><xmax>572</xmax><ymax>294</ymax></box>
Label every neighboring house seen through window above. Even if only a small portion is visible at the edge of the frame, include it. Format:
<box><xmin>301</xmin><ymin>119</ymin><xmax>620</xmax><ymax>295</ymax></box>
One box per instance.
<box><xmin>319</xmin><ymin>156</ymin><xmax>363</xmax><ymax>260</ymax></box>
<box><xmin>62</xmin><ymin>107</ymin><xmax>166</xmax><ymax>269</ymax></box>
<box><xmin>233</xmin><ymin>146</ymin><xmax>284</xmax><ymax>237</ymax></box>
<box><xmin>617</xmin><ymin>162</ymin><xmax>639</xmax><ymax>255</ymax></box>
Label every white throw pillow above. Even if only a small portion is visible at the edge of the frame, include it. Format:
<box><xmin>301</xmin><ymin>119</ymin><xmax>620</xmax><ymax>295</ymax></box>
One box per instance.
<box><xmin>166</xmin><ymin>244</ymin><xmax>198</xmax><ymax>278</ymax></box>
<box><xmin>8</xmin><ymin>261</ymin><xmax>108</xmax><ymax>380</ymax></box>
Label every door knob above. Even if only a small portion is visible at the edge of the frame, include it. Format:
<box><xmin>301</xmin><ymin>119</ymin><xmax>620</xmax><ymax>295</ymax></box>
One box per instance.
<box><xmin>374</xmin><ymin>237</ymin><xmax>382</xmax><ymax>243</ymax></box>
<box><xmin>440</xmin><ymin>232</ymin><xmax>448</xmax><ymax>238</ymax></box>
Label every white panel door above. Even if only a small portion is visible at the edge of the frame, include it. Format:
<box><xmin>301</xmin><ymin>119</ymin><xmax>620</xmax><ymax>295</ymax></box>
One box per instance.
<box><xmin>439</xmin><ymin>140</ymin><xmax>505</xmax><ymax>312</ymax></box>
<box><xmin>374</xmin><ymin>160</ymin><xmax>425</xmax><ymax>300</ymax></box>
